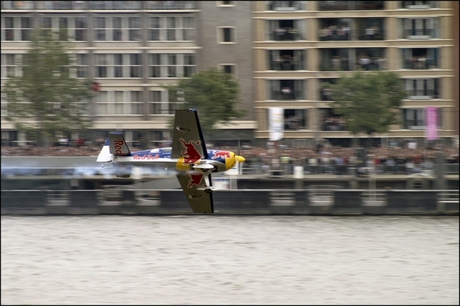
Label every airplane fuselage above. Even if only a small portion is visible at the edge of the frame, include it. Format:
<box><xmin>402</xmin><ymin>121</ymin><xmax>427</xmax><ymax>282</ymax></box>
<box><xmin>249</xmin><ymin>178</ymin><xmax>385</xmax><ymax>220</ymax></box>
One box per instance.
<box><xmin>110</xmin><ymin>147</ymin><xmax>237</xmax><ymax>173</ymax></box>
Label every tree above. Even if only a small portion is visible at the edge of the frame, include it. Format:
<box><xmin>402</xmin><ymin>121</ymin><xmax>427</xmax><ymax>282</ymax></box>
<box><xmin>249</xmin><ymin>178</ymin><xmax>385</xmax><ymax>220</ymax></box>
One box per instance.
<box><xmin>2</xmin><ymin>28</ymin><xmax>94</xmax><ymax>147</ymax></box>
<box><xmin>326</xmin><ymin>70</ymin><xmax>406</xmax><ymax>147</ymax></box>
<box><xmin>165</xmin><ymin>67</ymin><xmax>245</xmax><ymax>138</ymax></box>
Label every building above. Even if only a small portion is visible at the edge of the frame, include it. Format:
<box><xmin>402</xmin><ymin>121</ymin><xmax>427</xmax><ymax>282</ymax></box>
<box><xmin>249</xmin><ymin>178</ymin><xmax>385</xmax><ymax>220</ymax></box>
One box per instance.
<box><xmin>1</xmin><ymin>1</ymin><xmax>458</xmax><ymax>149</ymax></box>
<box><xmin>253</xmin><ymin>0</ymin><xmax>458</xmax><ymax>148</ymax></box>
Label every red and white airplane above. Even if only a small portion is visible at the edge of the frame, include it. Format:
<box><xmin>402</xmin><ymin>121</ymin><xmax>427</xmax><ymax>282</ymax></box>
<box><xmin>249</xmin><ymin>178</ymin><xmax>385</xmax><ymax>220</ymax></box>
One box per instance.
<box><xmin>97</xmin><ymin>108</ymin><xmax>245</xmax><ymax>213</ymax></box>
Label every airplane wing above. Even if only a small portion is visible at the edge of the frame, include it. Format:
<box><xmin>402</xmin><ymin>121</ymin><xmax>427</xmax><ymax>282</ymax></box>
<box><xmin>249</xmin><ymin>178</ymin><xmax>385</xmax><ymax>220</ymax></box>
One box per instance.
<box><xmin>176</xmin><ymin>171</ymin><xmax>214</xmax><ymax>213</ymax></box>
<box><xmin>171</xmin><ymin>109</ymin><xmax>208</xmax><ymax>159</ymax></box>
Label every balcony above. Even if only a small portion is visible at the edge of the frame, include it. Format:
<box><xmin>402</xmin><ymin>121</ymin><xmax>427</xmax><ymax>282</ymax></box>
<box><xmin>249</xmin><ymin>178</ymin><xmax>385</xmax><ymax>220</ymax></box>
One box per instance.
<box><xmin>1</xmin><ymin>1</ymin><xmax>34</xmax><ymax>9</ymax></box>
<box><xmin>401</xmin><ymin>48</ymin><xmax>440</xmax><ymax>69</ymax></box>
<box><xmin>406</xmin><ymin>89</ymin><xmax>440</xmax><ymax>100</ymax></box>
<box><xmin>271</xmin><ymin>28</ymin><xmax>303</xmax><ymax>41</ymax></box>
<box><xmin>319</xmin><ymin>18</ymin><xmax>385</xmax><ymax>41</ymax></box>
<box><xmin>269</xmin><ymin>80</ymin><xmax>305</xmax><ymax>100</ymax></box>
<box><xmin>268</xmin><ymin>50</ymin><xmax>306</xmax><ymax>70</ymax></box>
<box><xmin>267</xmin><ymin>19</ymin><xmax>307</xmax><ymax>41</ymax></box>
<box><xmin>403</xmin><ymin>57</ymin><xmax>439</xmax><ymax>69</ymax></box>
<box><xmin>88</xmin><ymin>1</ymin><xmax>141</xmax><ymax>10</ymax></box>
<box><xmin>266</xmin><ymin>1</ymin><xmax>305</xmax><ymax>11</ymax></box>
<box><xmin>401</xmin><ymin>1</ymin><xmax>438</xmax><ymax>9</ymax></box>
<box><xmin>320</xmin><ymin>79</ymin><xmax>337</xmax><ymax>101</ymax></box>
<box><xmin>146</xmin><ymin>1</ymin><xmax>195</xmax><ymax>10</ymax></box>
<box><xmin>319</xmin><ymin>59</ymin><xmax>387</xmax><ymax>71</ymax></box>
<box><xmin>318</xmin><ymin>1</ymin><xmax>384</xmax><ymax>11</ymax></box>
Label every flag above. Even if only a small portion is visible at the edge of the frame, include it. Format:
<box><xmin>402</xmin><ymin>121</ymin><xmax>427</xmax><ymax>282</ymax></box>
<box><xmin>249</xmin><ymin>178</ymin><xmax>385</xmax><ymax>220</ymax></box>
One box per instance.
<box><xmin>269</xmin><ymin>107</ymin><xmax>284</xmax><ymax>141</ymax></box>
<box><xmin>425</xmin><ymin>106</ymin><xmax>438</xmax><ymax>140</ymax></box>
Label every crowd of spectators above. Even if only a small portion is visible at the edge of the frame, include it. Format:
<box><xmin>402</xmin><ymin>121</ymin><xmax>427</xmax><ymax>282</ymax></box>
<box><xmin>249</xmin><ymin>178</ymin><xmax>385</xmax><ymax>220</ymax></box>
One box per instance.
<box><xmin>2</xmin><ymin>142</ymin><xmax>459</xmax><ymax>170</ymax></box>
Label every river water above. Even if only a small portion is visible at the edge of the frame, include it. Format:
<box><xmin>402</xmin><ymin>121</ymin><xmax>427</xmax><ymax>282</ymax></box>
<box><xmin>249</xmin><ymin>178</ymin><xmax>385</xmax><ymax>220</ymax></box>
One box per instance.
<box><xmin>1</xmin><ymin>215</ymin><xmax>458</xmax><ymax>305</ymax></box>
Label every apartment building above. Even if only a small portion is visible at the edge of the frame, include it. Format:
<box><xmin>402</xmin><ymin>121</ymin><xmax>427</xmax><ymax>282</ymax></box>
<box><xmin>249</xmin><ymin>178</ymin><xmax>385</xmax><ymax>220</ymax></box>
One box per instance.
<box><xmin>253</xmin><ymin>0</ymin><xmax>458</xmax><ymax>147</ymax></box>
<box><xmin>1</xmin><ymin>1</ymin><xmax>458</xmax><ymax>148</ymax></box>
<box><xmin>0</xmin><ymin>0</ymin><xmax>254</xmax><ymax>147</ymax></box>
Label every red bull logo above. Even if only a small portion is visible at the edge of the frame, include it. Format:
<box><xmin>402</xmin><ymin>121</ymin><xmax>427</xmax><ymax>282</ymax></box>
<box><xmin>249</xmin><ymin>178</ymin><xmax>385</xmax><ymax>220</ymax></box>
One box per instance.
<box><xmin>212</xmin><ymin>151</ymin><xmax>231</xmax><ymax>159</ymax></box>
<box><xmin>186</xmin><ymin>172</ymin><xmax>206</xmax><ymax>188</ymax></box>
<box><xmin>180</xmin><ymin>138</ymin><xmax>202</xmax><ymax>165</ymax></box>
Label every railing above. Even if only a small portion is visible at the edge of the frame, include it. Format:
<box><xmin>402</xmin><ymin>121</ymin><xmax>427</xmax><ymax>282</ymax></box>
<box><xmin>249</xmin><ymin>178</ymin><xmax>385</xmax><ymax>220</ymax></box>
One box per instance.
<box><xmin>267</xmin><ymin>1</ymin><xmax>305</xmax><ymax>11</ymax></box>
<box><xmin>319</xmin><ymin>30</ymin><xmax>385</xmax><ymax>41</ymax></box>
<box><xmin>269</xmin><ymin>60</ymin><xmax>305</xmax><ymax>71</ymax></box>
<box><xmin>404</xmin><ymin>28</ymin><xmax>435</xmax><ymax>38</ymax></box>
<box><xmin>271</xmin><ymin>31</ymin><xmax>304</xmax><ymax>41</ymax></box>
<box><xmin>318</xmin><ymin>1</ymin><xmax>384</xmax><ymax>11</ymax></box>
<box><xmin>403</xmin><ymin>58</ymin><xmax>439</xmax><ymax>69</ymax></box>
<box><xmin>406</xmin><ymin>89</ymin><xmax>440</xmax><ymax>99</ymax></box>
<box><xmin>146</xmin><ymin>1</ymin><xmax>195</xmax><ymax>10</ymax></box>
<box><xmin>401</xmin><ymin>1</ymin><xmax>438</xmax><ymax>9</ymax></box>
<box><xmin>319</xmin><ymin>59</ymin><xmax>387</xmax><ymax>72</ymax></box>
<box><xmin>269</xmin><ymin>90</ymin><xmax>305</xmax><ymax>101</ymax></box>
<box><xmin>240</xmin><ymin>163</ymin><xmax>459</xmax><ymax>176</ymax></box>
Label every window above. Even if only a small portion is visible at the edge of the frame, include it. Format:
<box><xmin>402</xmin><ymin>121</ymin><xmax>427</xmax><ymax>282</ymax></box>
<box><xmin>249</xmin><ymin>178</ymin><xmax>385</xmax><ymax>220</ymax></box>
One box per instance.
<box><xmin>129</xmin><ymin>54</ymin><xmax>142</xmax><ymax>77</ymax></box>
<box><xmin>400</xmin><ymin>1</ymin><xmax>438</xmax><ymax>9</ymax></box>
<box><xmin>114</xmin><ymin>54</ymin><xmax>123</xmax><ymax>77</ymax></box>
<box><xmin>89</xmin><ymin>1</ymin><xmax>141</xmax><ymax>10</ymax></box>
<box><xmin>74</xmin><ymin>54</ymin><xmax>89</xmax><ymax>78</ymax></box>
<box><xmin>402</xmin><ymin>108</ymin><xmax>442</xmax><ymax>129</ymax></box>
<box><xmin>284</xmin><ymin>109</ymin><xmax>308</xmax><ymax>130</ymax></box>
<box><xmin>218</xmin><ymin>1</ymin><xmax>235</xmax><ymax>6</ymax></box>
<box><xmin>219</xmin><ymin>64</ymin><xmax>237</xmax><ymax>78</ymax></box>
<box><xmin>401</xmin><ymin>18</ymin><xmax>440</xmax><ymax>39</ymax></box>
<box><xmin>404</xmin><ymin>78</ymin><xmax>440</xmax><ymax>99</ymax></box>
<box><xmin>95</xmin><ymin>54</ymin><xmax>108</xmax><ymax>77</ymax></box>
<box><xmin>95</xmin><ymin>54</ymin><xmax>142</xmax><ymax>78</ymax></box>
<box><xmin>267</xmin><ymin>19</ymin><xmax>306</xmax><ymax>41</ymax></box>
<box><xmin>401</xmin><ymin>48</ymin><xmax>440</xmax><ymax>69</ymax></box>
<box><xmin>166</xmin><ymin>17</ymin><xmax>176</xmax><ymax>41</ymax></box>
<box><xmin>94</xmin><ymin>16</ymin><xmax>107</xmax><ymax>41</ymax></box>
<box><xmin>148</xmin><ymin>90</ymin><xmax>169</xmax><ymax>115</ymax></box>
<box><xmin>268</xmin><ymin>50</ymin><xmax>306</xmax><ymax>71</ymax></box>
<box><xmin>75</xmin><ymin>17</ymin><xmax>88</xmax><ymax>41</ymax></box>
<box><xmin>1</xmin><ymin>54</ymin><xmax>22</xmax><ymax>78</ymax></box>
<box><xmin>183</xmin><ymin>54</ymin><xmax>195</xmax><ymax>77</ymax></box>
<box><xmin>93</xmin><ymin>16</ymin><xmax>142</xmax><ymax>42</ymax></box>
<box><xmin>39</xmin><ymin>16</ymin><xmax>88</xmax><ymax>41</ymax></box>
<box><xmin>1</xmin><ymin>16</ymin><xmax>32</xmax><ymax>41</ymax></box>
<box><xmin>95</xmin><ymin>90</ymin><xmax>144</xmax><ymax>115</ymax></box>
<box><xmin>218</xmin><ymin>27</ymin><xmax>235</xmax><ymax>43</ymax></box>
<box><xmin>148</xmin><ymin>53</ymin><xmax>196</xmax><ymax>78</ymax></box>
<box><xmin>267</xmin><ymin>1</ymin><xmax>304</xmax><ymax>11</ymax></box>
<box><xmin>128</xmin><ymin>17</ymin><xmax>141</xmax><ymax>41</ymax></box>
<box><xmin>148</xmin><ymin>16</ymin><xmax>195</xmax><ymax>42</ymax></box>
<box><xmin>182</xmin><ymin>17</ymin><xmax>194</xmax><ymax>41</ymax></box>
<box><xmin>130</xmin><ymin>91</ymin><xmax>144</xmax><ymax>115</ymax></box>
<box><xmin>269</xmin><ymin>80</ymin><xmax>306</xmax><ymax>100</ymax></box>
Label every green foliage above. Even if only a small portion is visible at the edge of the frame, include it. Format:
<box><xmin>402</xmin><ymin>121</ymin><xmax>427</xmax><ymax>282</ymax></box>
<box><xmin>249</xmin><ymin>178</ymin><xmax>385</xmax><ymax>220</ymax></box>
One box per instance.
<box><xmin>326</xmin><ymin>70</ymin><xmax>406</xmax><ymax>137</ymax></box>
<box><xmin>2</xmin><ymin>28</ymin><xmax>94</xmax><ymax>146</ymax></box>
<box><xmin>164</xmin><ymin>67</ymin><xmax>245</xmax><ymax>137</ymax></box>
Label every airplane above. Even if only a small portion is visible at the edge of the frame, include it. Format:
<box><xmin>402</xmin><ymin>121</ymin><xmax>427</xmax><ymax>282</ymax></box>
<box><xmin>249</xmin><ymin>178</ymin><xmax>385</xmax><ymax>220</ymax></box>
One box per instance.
<box><xmin>96</xmin><ymin>108</ymin><xmax>245</xmax><ymax>214</ymax></box>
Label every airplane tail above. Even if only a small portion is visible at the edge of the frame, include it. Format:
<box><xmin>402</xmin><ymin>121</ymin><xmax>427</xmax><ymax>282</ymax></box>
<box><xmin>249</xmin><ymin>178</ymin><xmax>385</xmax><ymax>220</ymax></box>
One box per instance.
<box><xmin>96</xmin><ymin>132</ymin><xmax>131</xmax><ymax>163</ymax></box>
<box><xmin>107</xmin><ymin>132</ymin><xmax>131</xmax><ymax>156</ymax></box>
<box><xmin>96</xmin><ymin>138</ymin><xmax>113</xmax><ymax>163</ymax></box>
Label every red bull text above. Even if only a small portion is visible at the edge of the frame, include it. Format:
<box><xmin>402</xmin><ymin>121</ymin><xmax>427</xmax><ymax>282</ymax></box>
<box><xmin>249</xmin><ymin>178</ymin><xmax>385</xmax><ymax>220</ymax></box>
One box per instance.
<box><xmin>114</xmin><ymin>140</ymin><xmax>125</xmax><ymax>155</ymax></box>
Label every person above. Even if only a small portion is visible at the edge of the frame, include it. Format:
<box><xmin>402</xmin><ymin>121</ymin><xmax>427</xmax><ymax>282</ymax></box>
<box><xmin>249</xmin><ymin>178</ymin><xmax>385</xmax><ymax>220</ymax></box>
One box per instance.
<box><xmin>281</xmin><ymin>87</ymin><xmax>292</xmax><ymax>95</ymax></box>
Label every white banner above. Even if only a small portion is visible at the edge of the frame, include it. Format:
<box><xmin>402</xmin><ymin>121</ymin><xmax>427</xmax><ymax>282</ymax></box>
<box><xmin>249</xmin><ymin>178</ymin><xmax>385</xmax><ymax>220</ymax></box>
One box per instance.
<box><xmin>269</xmin><ymin>107</ymin><xmax>284</xmax><ymax>141</ymax></box>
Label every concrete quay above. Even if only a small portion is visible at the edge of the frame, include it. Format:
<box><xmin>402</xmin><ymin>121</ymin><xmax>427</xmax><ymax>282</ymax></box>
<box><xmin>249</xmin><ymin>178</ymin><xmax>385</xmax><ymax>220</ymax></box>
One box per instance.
<box><xmin>1</xmin><ymin>188</ymin><xmax>458</xmax><ymax>216</ymax></box>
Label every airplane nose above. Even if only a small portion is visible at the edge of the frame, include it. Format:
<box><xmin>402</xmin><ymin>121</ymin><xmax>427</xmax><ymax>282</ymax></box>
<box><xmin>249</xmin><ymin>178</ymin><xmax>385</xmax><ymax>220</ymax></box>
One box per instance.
<box><xmin>236</xmin><ymin>155</ymin><xmax>245</xmax><ymax>163</ymax></box>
